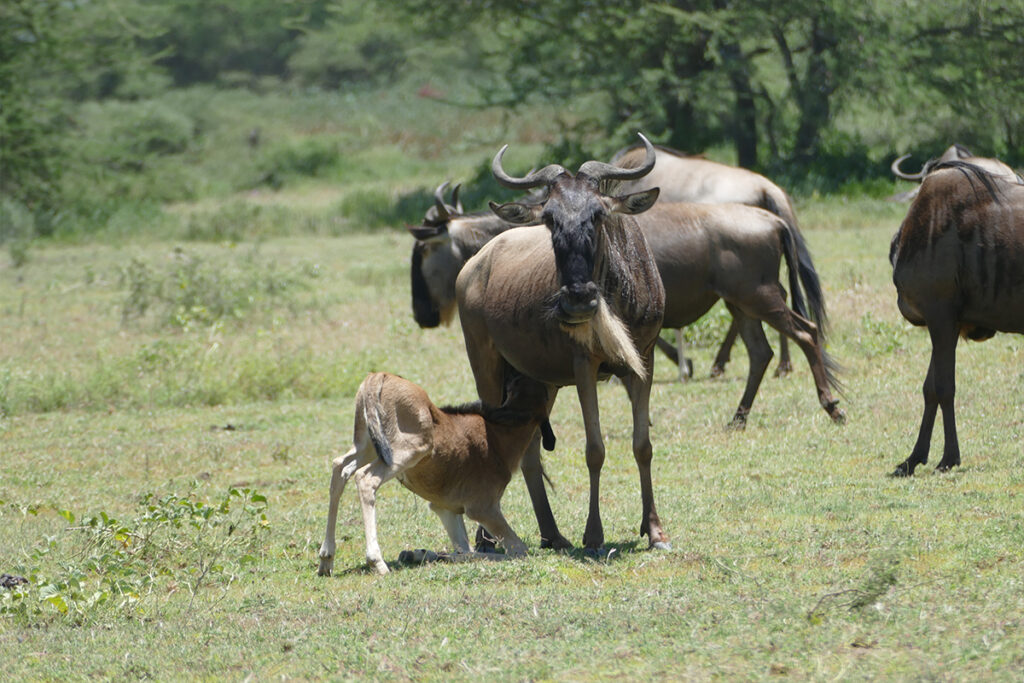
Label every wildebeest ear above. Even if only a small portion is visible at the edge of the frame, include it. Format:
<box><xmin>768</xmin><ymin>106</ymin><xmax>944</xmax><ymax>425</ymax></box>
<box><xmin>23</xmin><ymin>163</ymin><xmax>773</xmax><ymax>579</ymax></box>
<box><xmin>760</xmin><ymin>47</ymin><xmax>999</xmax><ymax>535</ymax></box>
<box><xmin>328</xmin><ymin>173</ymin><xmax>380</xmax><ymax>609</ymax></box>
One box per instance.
<box><xmin>489</xmin><ymin>200</ymin><xmax>543</xmax><ymax>225</ymax></box>
<box><xmin>407</xmin><ymin>223</ymin><xmax>449</xmax><ymax>241</ymax></box>
<box><xmin>610</xmin><ymin>187</ymin><xmax>659</xmax><ymax>215</ymax></box>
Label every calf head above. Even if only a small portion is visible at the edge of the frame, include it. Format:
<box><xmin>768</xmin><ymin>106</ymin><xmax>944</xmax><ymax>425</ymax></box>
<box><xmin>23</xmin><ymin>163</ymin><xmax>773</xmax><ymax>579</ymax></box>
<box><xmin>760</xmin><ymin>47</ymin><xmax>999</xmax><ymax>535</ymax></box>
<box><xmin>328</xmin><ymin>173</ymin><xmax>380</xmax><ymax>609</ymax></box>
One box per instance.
<box><xmin>489</xmin><ymin>133</ymin><xmax>660</xmax><ymax>325</ymax></box>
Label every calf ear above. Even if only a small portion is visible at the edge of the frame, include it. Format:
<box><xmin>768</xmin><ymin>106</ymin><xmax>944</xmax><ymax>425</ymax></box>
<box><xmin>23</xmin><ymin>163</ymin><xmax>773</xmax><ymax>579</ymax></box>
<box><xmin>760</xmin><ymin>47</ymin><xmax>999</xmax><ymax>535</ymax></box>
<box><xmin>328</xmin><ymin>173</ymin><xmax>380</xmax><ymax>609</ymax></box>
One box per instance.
<box><xmin>611</xmin><ymin>187</ymin><xmax>660</xmax><ymax>215</ymax></box>
<box><xmin>489</xmin><ymin>200</ymin><xmax>543</xmax><ymax>225</ymax></box>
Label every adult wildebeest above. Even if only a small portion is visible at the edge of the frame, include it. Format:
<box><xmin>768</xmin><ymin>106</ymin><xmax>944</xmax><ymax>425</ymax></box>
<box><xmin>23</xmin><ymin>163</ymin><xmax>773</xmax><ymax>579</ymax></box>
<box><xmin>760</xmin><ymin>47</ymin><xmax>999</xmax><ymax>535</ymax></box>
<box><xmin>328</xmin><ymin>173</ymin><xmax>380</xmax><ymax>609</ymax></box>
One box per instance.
<box><xmin>891</xmin><ymin>144</ymin><xmax>1020</xmax><ymax>202</ymax></box>
<box><xmin>410</xmin><ymin>183</ymin><xmax>842</xmax><ymax>428</ymax></box>
<box><xmin>456</xmin><ymin>134</ymin><xmax>668</xmax><ymax>550</ymax></box>
<box><xmin>890</xmin><ymin>161</ymin><xmax>1024</xmax><ymax>476</ymax></box>
<box><xmin>612</xmin><ymin>142</ymin><xmax>823</xmax><ymax>378</ymax></box>
<box><xmin>316</xmin><ymin>370</ymin><xmax>555</xmax><ymax>575</ymax></box>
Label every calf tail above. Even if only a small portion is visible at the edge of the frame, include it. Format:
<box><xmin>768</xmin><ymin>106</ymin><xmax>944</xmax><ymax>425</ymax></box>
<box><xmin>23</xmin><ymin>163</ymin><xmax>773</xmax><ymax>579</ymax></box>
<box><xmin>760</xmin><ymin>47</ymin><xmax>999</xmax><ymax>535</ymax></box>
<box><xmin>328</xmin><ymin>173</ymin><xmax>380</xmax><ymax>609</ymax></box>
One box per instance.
<box><xmin>361</xmin><ymin>374</ymin><xmax>394</xmax><ymax>466</ymax></box>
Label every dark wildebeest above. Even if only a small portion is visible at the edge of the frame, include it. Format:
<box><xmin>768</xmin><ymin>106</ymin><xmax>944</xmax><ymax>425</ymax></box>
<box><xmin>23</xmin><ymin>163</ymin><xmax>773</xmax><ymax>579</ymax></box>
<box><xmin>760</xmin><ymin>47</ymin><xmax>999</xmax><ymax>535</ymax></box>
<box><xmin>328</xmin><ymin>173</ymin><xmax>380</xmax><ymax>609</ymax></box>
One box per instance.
<box><xmin>890</xmin><ymin>161</ymin><xmax>1024</xmax><ymax>476</ymax></box>
<box><xmin>612</xmin><ymin>142</ymin><xmax>823</xmax><ymax>378</ymax></box>
<box><xmin>456</xmin><ymin>134</ymin><xmax>668</xmax><ymax>550</ymax></box>
<box><xmin>316</xmin><ymin>370</ymin><xmax>555</xmax><ymax>575</ymax></box>
<box><xmin>410</xmin><ymin>185</ymin><xmax>842</xmax><ymax>428</ymax></box>
<box><xmin>890</xmin><ymin>144</ymin><xmax>1020</xmax><ymax>202</ymax></box>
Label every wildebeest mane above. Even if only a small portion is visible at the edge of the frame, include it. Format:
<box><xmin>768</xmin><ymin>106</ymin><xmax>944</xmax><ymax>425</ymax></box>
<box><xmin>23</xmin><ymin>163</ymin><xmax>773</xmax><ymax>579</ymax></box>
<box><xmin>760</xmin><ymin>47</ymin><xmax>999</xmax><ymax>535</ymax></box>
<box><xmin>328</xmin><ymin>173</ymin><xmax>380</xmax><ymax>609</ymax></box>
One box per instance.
<box><xmin>931</xmin><ymin>160</ymin><xmax>1006</xmax><ymax>204</ymax></box>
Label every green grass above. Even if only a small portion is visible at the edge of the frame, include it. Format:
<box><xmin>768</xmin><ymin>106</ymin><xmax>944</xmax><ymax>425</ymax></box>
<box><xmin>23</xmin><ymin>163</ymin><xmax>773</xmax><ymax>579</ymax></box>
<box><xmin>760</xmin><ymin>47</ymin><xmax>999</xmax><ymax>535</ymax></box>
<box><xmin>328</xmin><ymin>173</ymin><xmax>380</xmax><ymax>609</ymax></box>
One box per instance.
<box><xmin>3</xmin><ymin>192</ymin><xmax>1024</xmax><ymax>679</ymax></box>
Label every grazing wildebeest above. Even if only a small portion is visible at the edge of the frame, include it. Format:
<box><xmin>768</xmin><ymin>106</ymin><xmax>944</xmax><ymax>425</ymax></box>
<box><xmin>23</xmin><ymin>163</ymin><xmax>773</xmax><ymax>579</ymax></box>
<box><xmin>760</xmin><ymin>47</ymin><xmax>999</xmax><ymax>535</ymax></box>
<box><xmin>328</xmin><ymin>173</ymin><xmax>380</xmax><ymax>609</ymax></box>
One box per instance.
<box><xmin>456</xmin><ymin>134</ymin><xmax>668</xmax><ymax>550</ymax></box>
<box><xmin>409</xmin><ymin>184</ymin><xmax>843</xmax><ymax>428</ymax></box>
<box><xmin>890</xmin><ymin>161</ymin><xmax>1024</xmax><ymax>476</ymax></box>
<box><xmin>891</xmin><ymin>144</ymin><xmax>1020</xmax><ymax>202</ymax></box>
<box><xmin>612</xmin><ymin>142</ymin><xmax>824</xmax><ymax>378</ymax></box>
<box><xmin>316</xmin><ymin>370</ymin><xmax>555</xmax><ymax>576</ymax></box>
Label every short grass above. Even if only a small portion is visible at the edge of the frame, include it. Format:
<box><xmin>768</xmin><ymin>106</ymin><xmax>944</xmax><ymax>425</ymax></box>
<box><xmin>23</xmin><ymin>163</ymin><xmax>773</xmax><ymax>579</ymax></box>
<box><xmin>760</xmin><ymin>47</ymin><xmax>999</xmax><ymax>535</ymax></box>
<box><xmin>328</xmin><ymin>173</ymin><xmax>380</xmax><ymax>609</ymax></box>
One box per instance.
<box><xmin>3</xmin><ymin>194</ymin><xmax>1024</xmax><ymax>679</ymax></box>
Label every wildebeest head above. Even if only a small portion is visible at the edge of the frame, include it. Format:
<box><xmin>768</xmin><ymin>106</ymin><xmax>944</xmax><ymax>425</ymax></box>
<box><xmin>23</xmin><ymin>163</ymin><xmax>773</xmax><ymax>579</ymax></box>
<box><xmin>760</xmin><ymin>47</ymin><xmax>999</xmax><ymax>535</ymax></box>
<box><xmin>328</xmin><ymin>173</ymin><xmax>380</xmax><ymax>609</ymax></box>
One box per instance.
<box><xmin>407</xmin><ymin>182</ymin><xmax>464</xmax><ymax>328</ymax></box>
<box><xmin>891</xmin><ymin>144</ymin><xmax>974</xmax><ymax>181</ymax></box>
<box><xmin>489</xmin><ymin>133</ymin><xmax>660</xmax><ymax>325</ymax></box>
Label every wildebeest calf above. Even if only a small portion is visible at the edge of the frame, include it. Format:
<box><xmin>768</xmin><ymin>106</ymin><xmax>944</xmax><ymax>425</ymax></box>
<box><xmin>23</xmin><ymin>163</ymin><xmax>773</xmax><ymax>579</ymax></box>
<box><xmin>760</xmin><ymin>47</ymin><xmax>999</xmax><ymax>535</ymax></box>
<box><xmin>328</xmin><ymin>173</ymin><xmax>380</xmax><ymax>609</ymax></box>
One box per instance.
<box><xmin>317</xmin><ymin>371</ymin><xmax>554</xmax><ymax>575</ymax></box>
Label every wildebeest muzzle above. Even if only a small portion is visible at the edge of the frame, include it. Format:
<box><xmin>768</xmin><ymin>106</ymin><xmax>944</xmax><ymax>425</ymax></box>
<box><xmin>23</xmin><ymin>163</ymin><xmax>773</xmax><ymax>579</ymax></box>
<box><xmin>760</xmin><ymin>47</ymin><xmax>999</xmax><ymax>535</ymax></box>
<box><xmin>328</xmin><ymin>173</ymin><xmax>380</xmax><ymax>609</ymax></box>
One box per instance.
<box><xmin>556</xmin><ymin>281</ymin><xmax>600</xmax><ymax>324</ymax></box>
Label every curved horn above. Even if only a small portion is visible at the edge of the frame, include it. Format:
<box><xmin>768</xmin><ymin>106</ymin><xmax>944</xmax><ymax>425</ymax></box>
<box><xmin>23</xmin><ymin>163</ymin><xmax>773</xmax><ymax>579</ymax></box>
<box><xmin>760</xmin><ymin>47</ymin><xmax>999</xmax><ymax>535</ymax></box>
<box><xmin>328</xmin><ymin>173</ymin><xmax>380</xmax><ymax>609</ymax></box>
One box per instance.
<box><xmin>450</xmin><ymin>183</ymin><xmax>463</xmax><ymax>214</ymax></box>
<box><xmin>433</xmin><ymin>181</ymin><xmax>451</xmax><ymax>221</ymax></box>
<box><xmin>891</xmin><ymin>154</ymin><xmax>926</xmax><ymax>181</ymax></box>
<box><xmin>577</xmin><ymin>132</ymin><xmax>656</xmax><ymax>182</ymax></box>
<box><xmin>492</xmin><ymin>145</ymin><xmax>567</xmax><ymax>190</ymax></box>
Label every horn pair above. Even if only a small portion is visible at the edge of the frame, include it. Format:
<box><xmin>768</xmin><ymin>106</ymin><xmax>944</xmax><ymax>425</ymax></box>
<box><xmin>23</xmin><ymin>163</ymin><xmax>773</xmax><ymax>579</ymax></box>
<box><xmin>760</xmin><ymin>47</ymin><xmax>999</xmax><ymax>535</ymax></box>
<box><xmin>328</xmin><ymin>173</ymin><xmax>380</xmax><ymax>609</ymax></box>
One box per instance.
<box><xmin>492</xmin><ymin>133</ymin><xmax>657</xmax><ymax>190</ymax></box>
<box><xmin>432</xmin><ymin>181</ymin><xmax>463</xmax><ymax>221</ymax></box>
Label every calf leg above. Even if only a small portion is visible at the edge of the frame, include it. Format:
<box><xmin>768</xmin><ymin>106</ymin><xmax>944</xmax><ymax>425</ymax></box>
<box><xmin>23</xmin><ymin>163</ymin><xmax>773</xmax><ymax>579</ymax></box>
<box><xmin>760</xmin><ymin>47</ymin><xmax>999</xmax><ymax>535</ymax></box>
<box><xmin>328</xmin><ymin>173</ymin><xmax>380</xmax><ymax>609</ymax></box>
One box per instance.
<box><xmin>467</xmin><ymin>504</ymin><xmax>529</xmax><ymax>558</ymax></box>
<box><xmin>431</xmin><ymin>505</ymin><xmax>472</xmax><ymax>553</ymax></box>
<box><xmin>623</xmin><ymin>354</ymin><xmax>670</xmax><ymax>549</ymax></box>
<box><xmin>353</xmin><ymin>461</ymin><xmax>402</xmax><ymax>575</ymax></box>
<box><xmin>318</xmin><ymin>447</ymin><xmax>364</xmax><ymax>576</ymax></box>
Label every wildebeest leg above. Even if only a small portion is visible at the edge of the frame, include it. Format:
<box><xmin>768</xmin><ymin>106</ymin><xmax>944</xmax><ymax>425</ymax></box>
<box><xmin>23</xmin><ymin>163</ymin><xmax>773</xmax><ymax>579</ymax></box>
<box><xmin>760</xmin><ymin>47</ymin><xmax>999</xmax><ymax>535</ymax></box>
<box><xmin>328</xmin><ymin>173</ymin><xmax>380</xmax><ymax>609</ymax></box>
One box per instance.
<box><xmin>893</xmin><ymin>359</ymin><xmax>937</xmax><ymax>477</ymax></box>
<box><xmin>575</xmin><ymin>355</ymin><xmax>606</xmax><ymax>549</ymax></box>
<box><xmin>774</xmin><ymin>334</ymin><xmax>793</xmax><ymax>377</ymax></box>
<box><xmin>711</xmin><ymin>316</ymin><xmax>740</xmax><ymax>378</ymax></box>
<box><xmin>895</xmin><ymin>321</ymin><xmax>960</xmax><ymax>475</ymax></box>
<box><xmin>622</xmin><ymin>354</ymin><xmax>670</xmax><ymax>550</ymax></box>
<box><xmin>317</xmin><ymin>447</ymin><xmax>363</xmax><ymax>576</ymax></box>
<box><xmin>727</xmin><ymin>308</ymin><xmax>774</xmax><ymax>429</ymax></box>
<box><xmin>461</xmin><ymin>329</ymin><xmax>570</xmax><ymax>550</ymax></box>
<box><xmin>755</xmin><ymin>299</ymin><xmax>845</xmax><ymax>424</ymax></box>
<box><xmin>653</xmin><ymin>333</ymin><xmax>692</xmax><ymax>381</ymax></box>
<box><xmin>430</xmin><ymin>505</ymin><xmax>472</xmax><ymax>554</ymax></box>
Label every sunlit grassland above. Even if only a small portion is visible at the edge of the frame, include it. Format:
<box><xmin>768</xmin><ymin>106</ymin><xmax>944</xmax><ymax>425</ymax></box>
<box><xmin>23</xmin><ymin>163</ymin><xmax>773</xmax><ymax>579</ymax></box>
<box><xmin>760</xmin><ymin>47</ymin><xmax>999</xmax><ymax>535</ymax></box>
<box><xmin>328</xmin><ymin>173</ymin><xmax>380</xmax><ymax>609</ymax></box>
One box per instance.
<box><xmin>3</xmin><ymin>194</ymin><xmax>1024</xmax><ymax>679</ymax></box>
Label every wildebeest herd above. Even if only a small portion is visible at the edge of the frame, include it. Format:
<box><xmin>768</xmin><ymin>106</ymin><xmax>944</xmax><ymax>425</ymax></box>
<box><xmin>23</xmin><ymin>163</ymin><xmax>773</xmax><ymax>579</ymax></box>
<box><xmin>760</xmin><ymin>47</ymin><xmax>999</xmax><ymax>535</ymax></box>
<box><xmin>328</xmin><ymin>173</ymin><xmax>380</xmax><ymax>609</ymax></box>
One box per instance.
<box><xmin>317</xmin><ymin>135</ymin><xmax>1024</xmax><ymax>576</ymax></box>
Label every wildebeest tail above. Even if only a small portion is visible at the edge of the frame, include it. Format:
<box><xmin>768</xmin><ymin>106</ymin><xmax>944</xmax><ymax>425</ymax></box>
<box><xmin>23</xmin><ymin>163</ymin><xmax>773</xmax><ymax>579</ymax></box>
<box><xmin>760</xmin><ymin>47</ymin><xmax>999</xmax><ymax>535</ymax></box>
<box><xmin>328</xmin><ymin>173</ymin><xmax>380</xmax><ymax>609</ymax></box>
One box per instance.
<box><xmin>762</xmin><ymin>191</ymin><xmax>827</xmax><ymax>332</ymax></box>
<box><xmin>779</xmin><ymin>223</ymin><xmax>843</xmax><ymax>394</ymax></box>
<box><xmin>361</xmin><ymin>374</ymin><xmax>394</xmax><ymax>466</ymax></box>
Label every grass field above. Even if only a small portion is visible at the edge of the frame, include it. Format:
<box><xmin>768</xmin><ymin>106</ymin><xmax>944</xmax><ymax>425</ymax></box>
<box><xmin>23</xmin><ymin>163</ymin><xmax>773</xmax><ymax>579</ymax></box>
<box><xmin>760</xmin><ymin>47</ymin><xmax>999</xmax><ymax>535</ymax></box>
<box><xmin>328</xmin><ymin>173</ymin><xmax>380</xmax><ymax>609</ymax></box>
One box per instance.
<box><xmin>3</xmin><ymin>181</ymin><xmax>1024</xmax><ymax>678</ymax></box>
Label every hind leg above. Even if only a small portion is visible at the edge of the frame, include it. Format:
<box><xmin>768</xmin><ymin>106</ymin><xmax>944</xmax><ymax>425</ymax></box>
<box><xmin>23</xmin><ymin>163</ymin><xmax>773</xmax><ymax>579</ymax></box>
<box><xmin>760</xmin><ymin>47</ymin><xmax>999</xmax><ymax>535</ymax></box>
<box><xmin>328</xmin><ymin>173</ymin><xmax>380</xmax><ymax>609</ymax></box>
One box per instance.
<box><xmin>353</xmin><ymin>459</ymin><xmax>408</xmax><ymax>575</ymax></box>
<box><xmin>711</xmin><ymin>316</ymin><xmax>740</xmax><ymax>378</ymax></box>
<box><xmin>894</xmin><ymin>317</ymin><xmax>959</xmax><ymax>476</ymax></box>
<box><xmin>726</xmin><ymin>308</ymin><xmax>774</xmax><ymax>429</ymax></box>
<box><xmin>774</xmin><ymin>333</ymin><xmax>793</xmax><ymax>377</ymax></box>
<box><xmin>318</xmin><ymin>446</ymin><xmax>368</xmax><ymax>576</ymax></box>
<box><xmin>748</xmin><ymin>289</ymin><xmax>844</xmax><ymax>424</ymax></box>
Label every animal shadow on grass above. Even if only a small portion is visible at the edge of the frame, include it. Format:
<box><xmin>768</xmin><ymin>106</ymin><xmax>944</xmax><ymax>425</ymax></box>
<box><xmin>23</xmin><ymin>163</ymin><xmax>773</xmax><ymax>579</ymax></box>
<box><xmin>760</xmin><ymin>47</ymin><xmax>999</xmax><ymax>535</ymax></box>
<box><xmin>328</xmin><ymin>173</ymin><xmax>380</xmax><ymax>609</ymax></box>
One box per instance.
<box><xmin>563</xmin><ymin>540</ymin><xmax>641</xmax><ymax>563</ymax></box>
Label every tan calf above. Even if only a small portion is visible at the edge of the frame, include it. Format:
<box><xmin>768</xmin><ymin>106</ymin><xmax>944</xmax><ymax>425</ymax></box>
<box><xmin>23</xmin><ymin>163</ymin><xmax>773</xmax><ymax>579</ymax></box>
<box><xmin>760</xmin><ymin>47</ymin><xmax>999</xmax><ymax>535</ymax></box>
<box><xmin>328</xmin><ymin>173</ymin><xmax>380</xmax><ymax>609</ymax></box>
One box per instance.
<box><xmin>317</xmin><ymin>371</ymin><xmax>554</xmax><ymax>576</ymax></box>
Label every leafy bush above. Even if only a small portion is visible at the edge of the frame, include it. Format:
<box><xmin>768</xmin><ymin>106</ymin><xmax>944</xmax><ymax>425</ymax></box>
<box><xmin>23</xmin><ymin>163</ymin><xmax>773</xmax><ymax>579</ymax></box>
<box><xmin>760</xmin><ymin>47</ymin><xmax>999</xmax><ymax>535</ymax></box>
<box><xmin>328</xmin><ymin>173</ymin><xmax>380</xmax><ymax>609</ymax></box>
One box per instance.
<box><xmin>0</xmin><ymin>487</ymin><xmax>269</xmax><ymax>622</ymax></box>
<box><xmin>254</xmin><ymin>138</ymin><xmax>341</xmax><ymax>188</ymax></box>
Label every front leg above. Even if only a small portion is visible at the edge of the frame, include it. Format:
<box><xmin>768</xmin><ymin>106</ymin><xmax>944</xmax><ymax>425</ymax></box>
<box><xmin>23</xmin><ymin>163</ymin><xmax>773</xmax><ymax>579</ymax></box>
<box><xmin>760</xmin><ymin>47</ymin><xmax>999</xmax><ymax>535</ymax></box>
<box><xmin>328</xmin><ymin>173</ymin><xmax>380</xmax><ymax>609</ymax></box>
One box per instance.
<box><xmin>623</xmin><ymin>352</ymin><xmax>670</xmax><ymax>549</ymax></box>
<box><xmin>575</xmin><ymin>355</ymin><xmax>605</xmax><ymax>550</ymax></box>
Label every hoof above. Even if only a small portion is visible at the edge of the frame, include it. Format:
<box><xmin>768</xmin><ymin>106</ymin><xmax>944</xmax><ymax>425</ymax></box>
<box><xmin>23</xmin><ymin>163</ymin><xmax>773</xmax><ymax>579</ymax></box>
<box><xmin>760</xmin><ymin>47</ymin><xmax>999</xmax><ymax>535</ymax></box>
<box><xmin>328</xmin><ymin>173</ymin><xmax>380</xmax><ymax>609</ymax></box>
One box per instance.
<box><xmin>540</xmin><ymin>534</ymin><xmax>574</xmax><ymax>550</ymax></box>
<box><xmin>830</xmin><ymin>408</ymin><xmax>847</xmax><ymax>424</ymax></box>
<box><xmin>936</xmin><ymin>460</ymin><xmax>960</xmax><ymax>472</ymax></box>
<box><xmin>679</xmin><ymin>358</ymin><xmax>694</xmax><ymax>382</ymax></box>
<box><xmin>890</xmin><ymin>461</ymin><xmax>915</xmax><ymax>478</ymax></box>
<box><xmin>650</xmin><ymin>540</ymin><xmax>672</xmax><ymax>551</ymax></box>
<box><xmin>709</xmin><ymin>365</ymin><xmax>725</xmax><ymax>379</ymax></box>
<box><xmin>774</xmin><ymin>362</ymin><xmax>794</xmax><ymax>378</ymax></box>
<box><xmin>726</xmin><ymin>416</ymin><xmax>747</xmax><ymax>431</ymax></box>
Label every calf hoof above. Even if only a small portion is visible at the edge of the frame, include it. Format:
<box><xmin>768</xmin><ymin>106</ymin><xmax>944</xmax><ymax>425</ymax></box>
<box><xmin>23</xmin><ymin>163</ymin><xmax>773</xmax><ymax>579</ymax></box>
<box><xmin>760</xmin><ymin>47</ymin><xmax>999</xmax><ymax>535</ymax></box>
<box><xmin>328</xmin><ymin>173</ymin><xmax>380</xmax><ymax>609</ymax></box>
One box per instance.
<box><xmin>679</xmin><ymin>358</ymin><xmax>694</xmax><ymax>382</ymax></box>
<box><xmin>650</xmin><ymin>540</ymin><xmax>672</xmax><ymax>551</ymax></box>
<box><xmin>317</xmin><ymin>554</ymin><xmax>334</xmax><ymax>577</ymax></box>
<box><xmin>540</xmin><ymin>533</ymin><xmax>573</xmax><ymax>550</ymax></box>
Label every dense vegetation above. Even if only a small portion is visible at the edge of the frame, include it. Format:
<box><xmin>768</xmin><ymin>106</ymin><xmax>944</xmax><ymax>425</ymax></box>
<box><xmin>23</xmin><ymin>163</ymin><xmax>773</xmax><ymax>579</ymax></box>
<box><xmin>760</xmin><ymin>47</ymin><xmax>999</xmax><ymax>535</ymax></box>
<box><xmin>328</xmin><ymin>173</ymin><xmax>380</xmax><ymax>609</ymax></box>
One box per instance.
<box><xmin>3</xmin><ymin>0</ymin><xmax>1023</xmax><ymax>249</ymax></box>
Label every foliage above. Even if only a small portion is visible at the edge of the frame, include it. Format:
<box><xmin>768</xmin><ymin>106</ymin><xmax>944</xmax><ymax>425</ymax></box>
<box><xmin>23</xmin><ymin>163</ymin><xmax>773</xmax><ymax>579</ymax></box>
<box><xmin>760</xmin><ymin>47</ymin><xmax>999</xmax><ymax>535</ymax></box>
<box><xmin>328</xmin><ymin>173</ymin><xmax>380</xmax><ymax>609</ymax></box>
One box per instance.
<box><xmin>0</xmin><ymin>487</ymin><xmax>269</xmax><ymax>622</ymax></box>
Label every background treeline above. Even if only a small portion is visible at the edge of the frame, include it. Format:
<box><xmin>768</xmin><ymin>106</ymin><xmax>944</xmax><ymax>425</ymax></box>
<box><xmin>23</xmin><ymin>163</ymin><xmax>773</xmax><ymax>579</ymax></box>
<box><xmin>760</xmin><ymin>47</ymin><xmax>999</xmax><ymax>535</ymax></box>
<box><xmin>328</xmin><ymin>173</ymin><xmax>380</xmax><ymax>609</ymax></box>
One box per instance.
<box><xmin>2</xmin><ymin>0</ymin><xmax>1022</xmax><ymax>243</ymax></box>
